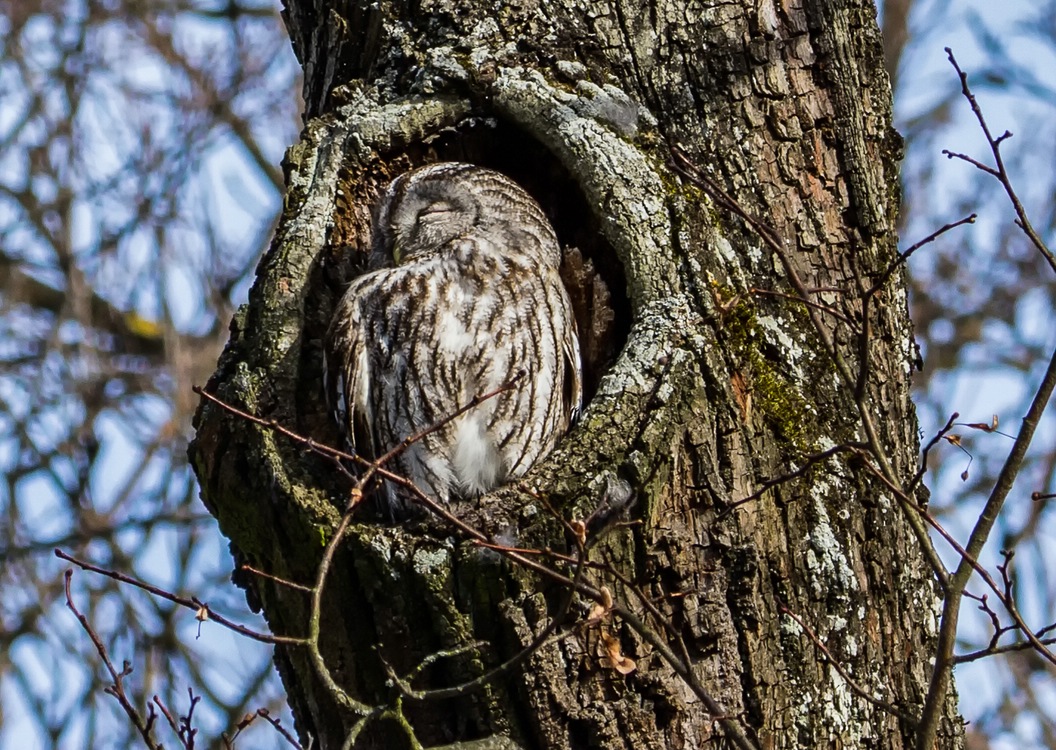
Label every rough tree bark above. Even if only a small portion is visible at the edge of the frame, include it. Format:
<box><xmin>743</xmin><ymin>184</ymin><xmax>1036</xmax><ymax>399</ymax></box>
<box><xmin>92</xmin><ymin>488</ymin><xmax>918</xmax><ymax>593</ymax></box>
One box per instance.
<box><xmin>191</xmin><ymin>0</ymin><xmax>964</xmax><ymax>748</ymax></box>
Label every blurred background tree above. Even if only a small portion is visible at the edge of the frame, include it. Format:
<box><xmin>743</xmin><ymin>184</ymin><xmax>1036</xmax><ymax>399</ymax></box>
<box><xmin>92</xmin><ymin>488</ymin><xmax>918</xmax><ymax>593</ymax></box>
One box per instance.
<box><xmin>1</xmin><ymin>0</ymin><xmax>1055</xmax><ymax>748</ymax></box>
<box><xmin>0</xmin><ymin>1</ymin><xmax>300</xmax><ymax>747</ymax></box>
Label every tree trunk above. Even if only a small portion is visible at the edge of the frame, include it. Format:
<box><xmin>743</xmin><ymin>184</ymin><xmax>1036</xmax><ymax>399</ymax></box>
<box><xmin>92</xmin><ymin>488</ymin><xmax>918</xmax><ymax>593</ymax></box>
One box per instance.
<box><xmin>191</xmin><ymin>0</ymin><xmax>964</xmax><ymax>748</ymax></box>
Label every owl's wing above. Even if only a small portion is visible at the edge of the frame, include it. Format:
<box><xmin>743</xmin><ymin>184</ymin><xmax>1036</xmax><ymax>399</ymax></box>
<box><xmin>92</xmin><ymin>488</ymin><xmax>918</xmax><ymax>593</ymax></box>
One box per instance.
<box><xmin>563</xmin><ymin>315</ymin><xmax>584</xmax><ymax>424</ymax></box>
<box><xmin>324</xmin><ymin>292</ymin><xmax>376</xmax><ymax>459</ymax></box>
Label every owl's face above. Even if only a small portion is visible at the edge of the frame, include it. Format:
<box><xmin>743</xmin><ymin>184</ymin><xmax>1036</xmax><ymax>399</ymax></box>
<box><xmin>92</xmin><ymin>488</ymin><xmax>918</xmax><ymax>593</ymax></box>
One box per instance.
<box><xmin>376</xmin><ymin>164</ymin><xmax>482</xmax><ymax>265</ymax></box>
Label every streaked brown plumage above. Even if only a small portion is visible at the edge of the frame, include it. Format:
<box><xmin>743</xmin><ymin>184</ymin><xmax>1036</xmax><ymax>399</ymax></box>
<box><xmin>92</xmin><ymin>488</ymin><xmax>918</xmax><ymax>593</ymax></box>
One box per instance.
<box><xmin>325</xmin><ymin>163</ymin><xmax>581</xmax><ymax>512</ymax></box>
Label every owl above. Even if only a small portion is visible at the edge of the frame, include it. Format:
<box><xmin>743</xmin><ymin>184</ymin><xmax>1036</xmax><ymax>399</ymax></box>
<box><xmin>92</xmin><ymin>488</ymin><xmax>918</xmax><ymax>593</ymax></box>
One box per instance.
<box><xmin>325</xmin><ymin>162</ymin><xmax>582</xmax><ymax>513</ymax></box>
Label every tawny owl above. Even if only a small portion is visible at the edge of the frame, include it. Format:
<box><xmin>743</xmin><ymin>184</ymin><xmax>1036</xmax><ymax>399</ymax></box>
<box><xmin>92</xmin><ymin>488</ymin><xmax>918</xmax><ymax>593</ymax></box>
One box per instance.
<box><xmin>325</xmin><ymin>162</ymin><xmax>582</xmax><ymax>513</ymax></box>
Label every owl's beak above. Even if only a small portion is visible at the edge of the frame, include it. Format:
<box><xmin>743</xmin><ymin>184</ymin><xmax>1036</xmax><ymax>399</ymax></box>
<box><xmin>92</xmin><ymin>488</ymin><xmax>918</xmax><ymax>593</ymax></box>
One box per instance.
<box><xmin>392</xmin><ymin>239</ymin><xmax>405</xmax><ymax>265</ymax></box>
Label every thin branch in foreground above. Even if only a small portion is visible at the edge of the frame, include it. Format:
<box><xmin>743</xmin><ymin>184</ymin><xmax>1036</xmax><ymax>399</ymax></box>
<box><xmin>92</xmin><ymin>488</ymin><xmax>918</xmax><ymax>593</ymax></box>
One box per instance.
<box><xmin>943</xmin><ymin>47</ymin><xmax>1056</xmax><ymax>275</ymax></box>
<box><xmin>778</xmin><ymin>600</ymin><xmax>917</xmax><ymax>724</ymax></box>
<box><xmin>908</xmin><ymin>412</ymin><xmax>959</xmax><ymax>495</ymax></box>
<box><xmin>194</xmin><ymin>373</ymin><xmax>522</xmax><ymax>512</ymax></box>
<box><xmin>857</xmin><ymin>450</ymin><xmax>1056</xmax><ymax>670</ymax></box>
<box><xmin>240</xmin><ymin>564</ymin><xmax>313</xmax><ymax>593</ymax></box>
<box><xmin>64</xmin><ymin>570</ymin><xmax>162</xmax><ymax>750</ymax></box>
<box><xmin>56</xmin><ymin>549</ymin><xmax>306</xmax><ymax>646</ymax></box>
<box><xmin>597</xmin><ymin>553</ymin><xmax>759</xmax><ymax>749</ymax></box>
<box><xmin>748</xmin><ymin>287</ymin><xmax>854</xmax><ymax>325</ymax></box>
<box><xmin>353</xmin><ymin>372</ymin><xmax>525</xmax><ymax>504</ymax></box>
<box><xmin>953</xmin><ymin>636</ymin><xmax>1056</xmax><ymax>665</ymax></box>
<box><xmin>152</xmin><ymin>690</ymin><xmax>199</xmax><ymax>749</ymax></box>
<box><xmin>384</xmin><ymin>544</ymin><xmax>581</xmax><ymax>703</ymax></box>
<box><xmin>194</xmin><ymin>386</ymin><xmax>358</xmax><ymax>480</ymax></box>
<box><xmin>917</xmin><ymin>323</ymin><xmax>1056</xmax><ymax>750</ymax></box>
<box><xmin>962</xmin><ymin>588</ymin><xmax>1006</xmax><ymax>654</ymax></box>
<box><xmin>255</xmin><ymin>708</ymin><xmax>306</xmax><ymax>750</ymax></box>
<box><xmin>716</xmin><ymin>443</ymin><xmax>865</xmax><ymax>518</ymax></box>
<box><xmin>866</xmin><ymin>213</ymin><xmax>977</xmax><ymax>297</ymax></box>
<box><xmin>941</xmin><ymin>149</ymin><xmax>1000</xmax><ymax>178</ymax></box>
<box><xmin>224</xmin><ymin>708</ymin><xmax>306</xmax><ymax>750</ymax></box>
<box><xmin>954</xmin><ymin>571</ymin><xmax>1056</xmax><ymax>665</ymax></box>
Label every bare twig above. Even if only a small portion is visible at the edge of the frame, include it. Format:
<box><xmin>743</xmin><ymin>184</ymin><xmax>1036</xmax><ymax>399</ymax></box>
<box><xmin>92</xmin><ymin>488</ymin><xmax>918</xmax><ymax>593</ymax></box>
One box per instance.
<box><xmin>920</xmin><ymin>509</ymin><xmax>1056</xmax><ymax>666</ymax></box>
<box><xmin>304</xmin><ymin>504</ymin><xmax>375</xmax><ymax>716</ymax></box>
<box><xmin>951</xmin><ymin>565</ymin><xmax>1056</xmax><ymax>664</ymax></box>
<box><xmin>64</xmin><ymin>570</ymin><xmax>162</xmax><ymax>750</ymax></box>
<box><xmin>194</xmin><ymin>374</ymin><xmax>522</xmax><ymax>511</ymax></box>
<box><xmin>748</xmin><ymin>287</ymin><xmax>854</xmax><ymax>325</ymax></box>
<box><xmin>954</xmin><ymin>629</ymin><xmax>1056</xmax><ymax>664</ymax></box>
<box><xmin>240</xmin><ymin>564</ymin><xmax>313</xmax><ymax>593</ymax></box>
<box><xmin>353</xmin><ymin>372</ymin><xmax>525</xmax><ymax>501</ymax></box>
<box><xmin>153</xmin><ymin>690</ymin><xmax>200</xmax><ymax>749</ymax></box>
<box><xmin>942</xmin><ymin>48</ymin><xmax>1056</xmax><ymax>275</ymax></box>
<box><xmin>194</xmin><ymin>386</ymin><xmax>358</xmax><ymax>479</ymax></box>
<box><xmin>855</xmin><ymin>449</ymin><xmax>1056</xmax><ymax>673</ymax></box>
<box><xmin>916</xmin><ymin>53</ymin><xmax>1056</xmax><ymax>747</ymax></box>
<box><xmin>223</xmin><ymin>707</ymin><xmax>307</xmax><ymax>749</ymax></box>
<box><xmin>778</xmin><ymin>601</ymin><xmax>917</xmax><ymax>723</ymax></box>
<box><xmin>717</xmin><ymin>443</ymin><xmax>865</xmax><ymax>517</ymax></box>
<box><xmin>609</xmin><ymin>600</ymin><xmax>759</xmax><ymax>750</ymax></box>
<box><xmin>253</xmin><ymin>708</ymin><xmax>306</xmax><ymax>749</ymax></box>
<box><xmin>57</xmin><ymin>549</ymin><xmax>306</xmax><ymax>646</ymax></box>
<box><xmin>596</xmin><ymin>555</ymin><xmax>759</xmax><ymax>749</ymax></box>
<box><xmin>908</xmin><ymin>412</ymin><xmax>959</xmax><ymax>494</ymax></box>
<box><xmin>865</xmin><ymin>214</ymin><xmax>977</xmax><ymax>297</ymax></box>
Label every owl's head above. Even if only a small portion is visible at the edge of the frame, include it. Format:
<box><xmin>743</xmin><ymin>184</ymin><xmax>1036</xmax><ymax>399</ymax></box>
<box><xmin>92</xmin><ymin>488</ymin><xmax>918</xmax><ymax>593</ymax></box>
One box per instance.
<box><xmin>374</xmin><ymin>163</ymin><xmax>483</xmax><ymax>265</ymax></box>
<box><xmin>372</xmin><ymin>162</ymin><xmax>559</xmax><ymax>267</ymax></box>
